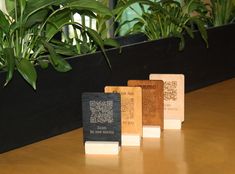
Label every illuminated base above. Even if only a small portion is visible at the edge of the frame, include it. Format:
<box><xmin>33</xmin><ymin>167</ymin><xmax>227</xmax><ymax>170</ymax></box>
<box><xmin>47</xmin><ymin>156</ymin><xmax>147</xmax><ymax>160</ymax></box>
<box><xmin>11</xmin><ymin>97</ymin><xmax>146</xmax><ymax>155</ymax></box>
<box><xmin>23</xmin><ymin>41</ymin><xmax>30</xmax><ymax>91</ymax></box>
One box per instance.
<box><xmin>85</xmin><ymin>141</ymin><xmax>119</xmax><ymax>155</ymax></box>
<box><xmin>122</xmin><ymin>134</ymin><xmax>141</xmax><ymax>146</ymax></box>
<box><xmin>164</xmin><ymin>119</ymin><xmax>181</xmax><ymax>129</ymax></box>
<box><xmin>143</xmin><ymin>126</ymin><xmax>161</xmax><ymax>138</ymax></box>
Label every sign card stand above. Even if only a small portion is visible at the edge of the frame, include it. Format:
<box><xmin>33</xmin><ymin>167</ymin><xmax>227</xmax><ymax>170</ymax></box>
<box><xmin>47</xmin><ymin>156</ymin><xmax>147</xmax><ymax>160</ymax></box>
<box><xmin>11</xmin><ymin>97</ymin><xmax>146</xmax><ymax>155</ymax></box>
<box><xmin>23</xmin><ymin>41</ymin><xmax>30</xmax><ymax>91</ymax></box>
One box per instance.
<box><xmin>82</xmin><ymin>93</ymin><xmax>121</xmax><ymax>155</ymax></box>
<box><xmin>85</xmin><ymin>141</ymin><xmax>120</xmax><ymax>155</ymax></box>
<box><xmin>143</xmin><ymin>126</ymin><xmax>161</xmax><ymax>138</ymax></box>
<box><xmin>121</xmin><ymin>134</ymin><xmax>141</xmax><ymax>146</ymax></box>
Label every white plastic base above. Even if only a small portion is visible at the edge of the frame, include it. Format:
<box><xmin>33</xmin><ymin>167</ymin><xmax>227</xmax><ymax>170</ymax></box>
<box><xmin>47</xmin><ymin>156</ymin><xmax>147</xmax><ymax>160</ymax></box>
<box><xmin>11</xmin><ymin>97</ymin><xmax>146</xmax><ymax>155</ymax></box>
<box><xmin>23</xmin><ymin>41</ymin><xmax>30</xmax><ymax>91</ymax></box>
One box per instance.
<box><xmin>164</xmin><ymin>119</ymin><xmax>182</xmax><ymax>129</ymax></box>
<box><xmin>85</xmin><ymin>141</ymin><xmax>119</xmax><ymax>155</ymax></box>
<box><xmin>143</xmin><ymin>126</ymin><xmax>161</xmax><ymax>138</ymax></box>
<box><xmin>121</xmin><ymin>134</ymin><xmax>141</xmax><ymax>146</ymax></box>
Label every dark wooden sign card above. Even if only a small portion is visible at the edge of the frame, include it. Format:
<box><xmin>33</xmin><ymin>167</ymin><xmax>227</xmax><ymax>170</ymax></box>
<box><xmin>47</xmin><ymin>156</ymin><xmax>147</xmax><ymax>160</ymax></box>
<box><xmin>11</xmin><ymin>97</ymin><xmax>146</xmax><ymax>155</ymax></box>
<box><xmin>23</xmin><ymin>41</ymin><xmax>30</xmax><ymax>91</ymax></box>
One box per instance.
<box><xmin>128</xmin><ymin>80</ymin><xmax>164</xmax><ymax>130</ymax></box>
<box><xmin>82</xmin><ymin>93</ymin><xmax>121</xmax><ymax>144</ymax></box>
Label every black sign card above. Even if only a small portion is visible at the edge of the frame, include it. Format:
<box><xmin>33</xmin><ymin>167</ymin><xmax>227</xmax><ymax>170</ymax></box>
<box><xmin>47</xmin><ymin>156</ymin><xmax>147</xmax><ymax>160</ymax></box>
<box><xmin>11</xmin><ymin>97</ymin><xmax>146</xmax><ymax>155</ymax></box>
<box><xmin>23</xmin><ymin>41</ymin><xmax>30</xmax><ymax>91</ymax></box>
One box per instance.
<box><xmin>82</xmin><ymin>93</ymin><xmax>121</xmax><ymax>144</ymax></box>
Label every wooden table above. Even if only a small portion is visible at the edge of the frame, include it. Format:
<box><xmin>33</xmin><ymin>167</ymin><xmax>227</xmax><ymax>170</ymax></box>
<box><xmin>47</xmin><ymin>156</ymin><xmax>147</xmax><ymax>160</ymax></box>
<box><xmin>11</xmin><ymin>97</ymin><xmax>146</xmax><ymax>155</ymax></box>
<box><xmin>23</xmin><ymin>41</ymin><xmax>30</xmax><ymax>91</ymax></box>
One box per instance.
<box><xmin>0</xmin><ymin>79</ymin><xmax>235</xmax><ymax>174</ymax></box>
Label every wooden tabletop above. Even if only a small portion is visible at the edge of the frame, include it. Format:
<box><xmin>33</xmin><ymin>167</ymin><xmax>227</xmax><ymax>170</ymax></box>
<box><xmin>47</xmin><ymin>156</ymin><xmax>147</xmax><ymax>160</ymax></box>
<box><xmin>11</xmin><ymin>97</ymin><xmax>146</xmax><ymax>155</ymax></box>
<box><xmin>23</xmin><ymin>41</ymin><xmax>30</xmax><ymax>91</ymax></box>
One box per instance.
<box><xmin>0</xmin><ymin>78</ymin><xmax>235</xmax><ymax>174</ymax></box>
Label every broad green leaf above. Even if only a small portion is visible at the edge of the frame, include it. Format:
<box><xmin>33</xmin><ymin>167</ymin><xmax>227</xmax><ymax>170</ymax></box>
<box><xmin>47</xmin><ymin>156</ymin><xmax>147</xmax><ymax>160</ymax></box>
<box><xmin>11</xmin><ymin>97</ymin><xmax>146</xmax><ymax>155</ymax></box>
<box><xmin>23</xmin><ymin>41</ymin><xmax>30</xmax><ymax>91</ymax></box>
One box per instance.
<box><xmin>16</xmin><ymin>59</ymin><xmax>37</xmax><ymax>90</ymax></box>
<box><xmin>184</xmin><ymin>26</ymin><xmax>194</xmax><ymax>39</ymax></box>
<box><xmin>184</xmin><ymin>0</ymin><xmax>206</xmax><ymax>15</ymax></box>
<box><xmin>50</xmin><ymin>39</ymin><xmax>77</xmax><ymax>56</ymax></box>
<box><xmin>9</xmin><ymin>21</ymin><xmax>23</xmax><ymax>37</ymax></box>
<box><xmin>86</xmin><ymin>28</ymin><xmax>104</xmax><ymax>48</ymax></box>
<box><xmin>175</xmin><ymin>33</ymin><xmax>185</xmax><ymax>51</ymax></box>
<box><xmin>104</xmin><ymin>38</ymin><xmax>121</xmax><ymax>53</ymax></box>
<box><xmin>0</xmin><ymin>29</ymin><xmax>3</xmax><ymax>45</ymax></box>
<box><xmin>132</xmin><ymin>21</ymin><xmax>144</xmax><ymax>32</ymax></box>
<box><xmin>80</xmin><ymin>42</ymin><xmax>92</xmax><ymax>54</ymax></box>
<box><xmin>103</xmin><ymin>38</ymin><xmax>120</xmax><ymax>48</ymax></box>
<box><xmin>115</xmin><ymin>17</ymin><xmax>142</xmax><ymax>35</ymax></box>
<box><xmin>0</xmin><ymin>10</ymin><xmax>10</xmax><ymax>33</ymax></box>
<box><xmin>41</xmin><ymin>40</ymin><xmax>72</xmax><ymax>72</ymax></box>
<box><xmin>25</xmin><ymin>8</ymin><xmax>49</xmax><ymax>28</ymax></box>
<box><xmin>4</xmin><ymin>48</ymin><xmax>15</xmax><ymax>86</ymax></box>
<box><xmin>54</xmin><ymin>47</ymin><xmax>77</xmax><ymax>56</ymax></box>
<box><xmin>114</xmin><ymin>0</ymin><xmax>152</xmax><ymax>14</ymax></box>
<box><xmin>191</xmin><ymin>17</ymin><xmax>208</xmax><ymax>47</ymax></box>
<box><xmin>24</xmin><ymin>0</ymin><xmax>59</xmax><ymax>21</ymax></box>
<box><xmin>45</xmin><ymin>9</ymin><xmax>71</xmax><ymax>41</ymax></box>
<box><xmin>87</xmin><ymin>27</ymin><xmax>111</xmax><ymax>68</ymax></box>
<box><xmin>5</xmin><ymin>0</ymin><xmax>14</xmax><ymax>15</ymax></box>
<box><xmin>37</xmin><ymin>59</ymin><xmax>49</xmax><ymax>69</ymax></box>
<box><xmin>48</xmin><ymin>55</ymin><xmax>72</xmax><ymax>72</ymax></box>
<box><xmin>65</xmin><ymin>0</ymin><xmax>113</xmax><ymax>17</ymax></box>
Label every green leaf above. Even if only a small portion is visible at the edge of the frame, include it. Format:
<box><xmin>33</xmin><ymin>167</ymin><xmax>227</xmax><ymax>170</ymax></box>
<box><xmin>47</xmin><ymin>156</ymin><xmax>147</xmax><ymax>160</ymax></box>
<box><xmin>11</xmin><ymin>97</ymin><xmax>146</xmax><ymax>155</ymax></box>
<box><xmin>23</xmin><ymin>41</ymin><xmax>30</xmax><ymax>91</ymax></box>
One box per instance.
<box><xmin>41</xmin><ymin>40</ymin><xmax>72</xmax><ymax>72</ymax></box>
<box><xmin>178</xmin><ymin>35</ymin><xmax>185</xmax><ymax>51</ymax></box>
<box><xmin>0</xmin><ymin>10</ymin><xmax>10</xmax><ymax>33</ymax></box>
<box><xmin>174</xmin><ymin>32</ymin><xmax>185</xmax><ymax>51</ymax></box>
<box><xmin>16</xmin><ymin>59</ymin><xmax>37</xmax><ymax>90</ymax></box>
<box><xmin>38</xmin><ymin>59</ymin><xmax>49</xmax><ymax>69</ymax></box>
<box><xmin>65</xmin><ymin>0</ymin><xmax>113</xmax><ymax>17</ymax></box>
<box><xmin>80</xmin><ymin>42</ymin><xmax>91</xmax><ymax>54</ymax></box>
<box><xmin>87</xmin><ymin>28</ymin><xmax>105</xmax><ymax>48</ymax></box>
<box><xmin>114</xmin><ymin>0</ymin><xmax>152</xmax><ymax>17</ymax></box>
<box><xmin>49</xmin><ymin>55</ymin><xmax>72</xmax><ymax>72</ymax></box>
<box><xmin>104</xmin><ymin>38</ymin><xmax>121</xmax><ymax>53</ymax></box>
<box><xmin>50</xmin><ymin>39</ymin><xmax>77</xmax><ymax>56</ymax></box>
<box><xmin>55</xmin><ymin>45</ymin><xmax>77</xmax><ymax>56</ymax></box>
<box><xmin>25</xmin><ymin>8</ymin><xmax>49</xmax><ymax>28</ymax></box>
<box><xmin>9</xmin><ymin>21</ymin><xmax>21</xmax><ymax>34</ymax></box>
<box><xmin>132</xmin><ymin>21</ymin><xmax>144</xmax><ymax>32</ymax></box>
<box><xmin>103</xmin><ymin>38</ymin><xmax>120</xmax><ymax>48</ymax></box>
<box><xmin>5</xmin><ymin>0</ymin><xmax>15</xmax><ymax>15</ymax></box>
<box><xmin>191</xmin><ymin>17</ymin><xmax>208</xmax><ymax>47</ymax></box>
<box><xmin>4</xmin><ymin>48</ymin><xmax>15</xmax><ymax>86</ymax></box>
<box><xmin>184</xmin><ymin>26</ymin><xmax>194</xmax><ymax>39</ymax></box>
<box><xmin>115</xmin><ymin>17</ymin><xmax>142</xmax><ymax>35</ymax></box>
<box><xmin>24</xmin><ymin>0</ymin><xmax>59</xmax><ymax>21</ymax></box>
<box><xmin>19</xmin><ymin>0</ymin><xmax>26</xmax><ymax>15</ymax></box>
<box><xmin>45</xmin><ymin>9</ymin><xmax>71</xmax><ymax>41</ymax></box>
<box><xmin>87</xmin><ymin>27</ymin><xmax>111</xmax><ymax>68</ymax></box>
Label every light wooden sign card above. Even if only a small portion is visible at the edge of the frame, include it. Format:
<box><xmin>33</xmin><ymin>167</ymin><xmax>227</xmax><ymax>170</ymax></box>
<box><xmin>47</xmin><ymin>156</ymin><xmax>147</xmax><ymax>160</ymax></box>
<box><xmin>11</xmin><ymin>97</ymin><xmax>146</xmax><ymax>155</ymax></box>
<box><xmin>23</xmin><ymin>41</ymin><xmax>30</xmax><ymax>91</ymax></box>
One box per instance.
<box><xmin>105</xmin><ymin>86</ymin><xmax>142</xmax><ymax>137</ymax></box>
<box><xmin>149</xmin><ymin>74</ymin><xmax>185</xmax><ymax>122</ymax></box>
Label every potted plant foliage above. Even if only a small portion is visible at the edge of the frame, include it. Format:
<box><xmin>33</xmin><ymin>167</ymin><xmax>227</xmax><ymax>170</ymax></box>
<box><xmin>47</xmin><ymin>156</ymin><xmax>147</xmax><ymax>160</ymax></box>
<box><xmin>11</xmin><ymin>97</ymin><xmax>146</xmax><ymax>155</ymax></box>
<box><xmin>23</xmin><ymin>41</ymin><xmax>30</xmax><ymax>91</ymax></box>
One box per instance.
<box><xmin>114</xmin><ymin>0</ymin><xmax>209</xmax><ymax>49</ymax></box>
<box><xmin>0</xmin><ymin>0</ymin><xmax>118</xmax><ymax>153</ymax></box>
<box><xmin>112</xmin><ymin>0</ymin><xmax>235</xmax><ymax>89</ymax></box>
<box><xmin>0</xmin><ymin>0</ymin><xmax>118</xmax><ymax>89</ymax></box>
<box><xmin>209</xmin><ymin>0</ymin><xmax>235</xmax><ymax>26</ymax></box>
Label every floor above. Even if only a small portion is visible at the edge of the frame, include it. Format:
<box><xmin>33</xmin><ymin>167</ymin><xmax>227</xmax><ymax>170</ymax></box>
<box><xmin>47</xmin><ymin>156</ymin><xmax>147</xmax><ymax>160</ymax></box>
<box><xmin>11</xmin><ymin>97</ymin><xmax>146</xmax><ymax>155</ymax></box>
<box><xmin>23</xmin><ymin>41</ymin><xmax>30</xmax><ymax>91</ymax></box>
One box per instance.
<box><xmin>0</xmin><ymin>78</ymin><xmax>235</xmax><ymax>174</ymax></box>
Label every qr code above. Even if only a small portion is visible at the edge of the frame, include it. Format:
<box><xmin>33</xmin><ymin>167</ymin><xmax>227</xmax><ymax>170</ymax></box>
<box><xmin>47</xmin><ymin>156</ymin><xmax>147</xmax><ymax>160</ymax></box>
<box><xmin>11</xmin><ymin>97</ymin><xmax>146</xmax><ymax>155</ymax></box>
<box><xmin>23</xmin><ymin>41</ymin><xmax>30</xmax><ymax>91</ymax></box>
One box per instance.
<box><xmin>89</xmin><ymin>100</ymin><xmax>114</xmax><ymax>124</ymax></box>
<box><xmin>121</xmin><ymin>98</ymin><xmax>134</xmax><ymax>119</ymax></box>
<box><xmin>164</xmin><ymin>81</ymin><xmax>177</xmax><ymax>101</ymax></box>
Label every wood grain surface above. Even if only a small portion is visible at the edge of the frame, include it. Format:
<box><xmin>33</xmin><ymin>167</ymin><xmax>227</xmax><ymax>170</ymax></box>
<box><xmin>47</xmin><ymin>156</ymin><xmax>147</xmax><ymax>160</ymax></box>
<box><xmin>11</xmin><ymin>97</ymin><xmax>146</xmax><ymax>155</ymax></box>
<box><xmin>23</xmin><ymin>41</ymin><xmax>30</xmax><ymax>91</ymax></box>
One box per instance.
<box><xmin>105</xmin><ymin>86</ymin><xmax>142</xmax><ymax>136</ymax></box>
<box><xmin>128</xmin><ymin>80</ymin><xmax>164</xmax><ymax>129</ymax></box>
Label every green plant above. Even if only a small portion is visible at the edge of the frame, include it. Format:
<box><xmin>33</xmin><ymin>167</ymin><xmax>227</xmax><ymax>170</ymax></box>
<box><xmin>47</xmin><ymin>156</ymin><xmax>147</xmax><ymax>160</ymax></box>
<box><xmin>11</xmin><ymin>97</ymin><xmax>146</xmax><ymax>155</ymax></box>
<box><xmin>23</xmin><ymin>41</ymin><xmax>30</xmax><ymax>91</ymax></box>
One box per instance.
<box><xmin>209</xmin><ymin>0</ymin><xmax>235</xmax><ymax>26</ymax></box>
<box><xmin>115</xmin><ymin>0</ymin><xmax>208</xmax><ymax>50</ymax></box>
<box><xmin>0</xmin><ymin>0</ymin><xmax>115</xmax><ymax>89</ymax></box>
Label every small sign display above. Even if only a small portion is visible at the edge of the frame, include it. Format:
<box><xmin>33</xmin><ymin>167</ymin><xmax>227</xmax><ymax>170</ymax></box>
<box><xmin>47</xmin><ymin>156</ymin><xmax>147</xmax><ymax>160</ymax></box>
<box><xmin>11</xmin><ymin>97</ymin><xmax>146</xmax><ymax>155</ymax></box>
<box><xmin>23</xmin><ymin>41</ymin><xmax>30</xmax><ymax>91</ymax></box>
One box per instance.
<box><xmin>82</xmin><ymin>93</ymin><xmax>121</xmax><ymax>144</ymax></box>
<box><xmin>128</xmin><ymin>80</ymin><xmax>164</xmax><ymax>130</ymax></box>
<box><xmin>149</xmin><ymin>74</ymin><xmax>185</xmax><ymax>122</ymax></box>
<box><xmin>105</xmin><ymin>86</ymin><xmax>142</xmax><ymax>137</ymax></box>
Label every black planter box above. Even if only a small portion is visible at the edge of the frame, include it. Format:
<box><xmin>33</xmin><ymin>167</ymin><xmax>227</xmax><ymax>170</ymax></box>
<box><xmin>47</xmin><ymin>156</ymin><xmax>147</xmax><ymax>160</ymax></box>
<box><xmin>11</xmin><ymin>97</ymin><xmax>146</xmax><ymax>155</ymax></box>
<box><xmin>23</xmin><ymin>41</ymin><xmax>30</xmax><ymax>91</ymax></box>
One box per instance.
<box><xmin>0</xmin><ymin>23</ymin><xmax>234</xmax><ymax>153</ymax></box>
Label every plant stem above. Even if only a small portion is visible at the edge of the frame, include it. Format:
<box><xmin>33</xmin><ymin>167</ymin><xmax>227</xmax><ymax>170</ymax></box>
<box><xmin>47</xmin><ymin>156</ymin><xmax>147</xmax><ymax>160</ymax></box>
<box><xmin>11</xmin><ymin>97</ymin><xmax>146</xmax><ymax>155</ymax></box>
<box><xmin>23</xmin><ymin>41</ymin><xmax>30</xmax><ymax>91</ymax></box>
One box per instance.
<box><xmin>14</xmin><ymin>0</ymin><xmax>19</xmax><ymax>58</ymax></box>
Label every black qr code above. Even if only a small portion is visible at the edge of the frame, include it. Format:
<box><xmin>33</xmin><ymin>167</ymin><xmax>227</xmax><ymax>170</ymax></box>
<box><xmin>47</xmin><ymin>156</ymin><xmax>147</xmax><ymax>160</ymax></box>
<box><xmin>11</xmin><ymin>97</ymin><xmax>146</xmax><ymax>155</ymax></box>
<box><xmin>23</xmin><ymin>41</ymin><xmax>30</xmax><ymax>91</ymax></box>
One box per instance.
<box><xmin>89</xmin><ymin>100</ymin><xmax>114</xmax><ymax>124</ymax></box>
<box><xmin>164</xmin><ymin>81</ymin><xmax>177</xmax><ymax>101</ymax></box>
